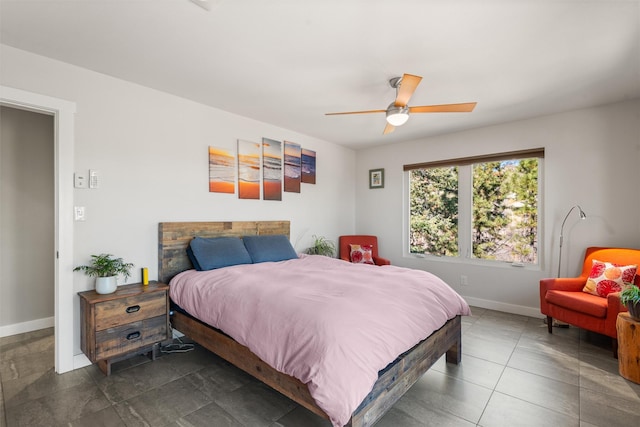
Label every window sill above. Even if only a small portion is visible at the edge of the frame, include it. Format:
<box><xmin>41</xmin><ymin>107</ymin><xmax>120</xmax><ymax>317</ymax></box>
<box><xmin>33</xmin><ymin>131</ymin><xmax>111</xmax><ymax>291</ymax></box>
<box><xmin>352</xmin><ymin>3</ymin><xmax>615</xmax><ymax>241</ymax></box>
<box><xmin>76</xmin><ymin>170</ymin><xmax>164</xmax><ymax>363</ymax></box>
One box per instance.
<box><xmin>404</xmin><ymin>253</ymin><xmax>541</xmax><ymax>271</ymax></box>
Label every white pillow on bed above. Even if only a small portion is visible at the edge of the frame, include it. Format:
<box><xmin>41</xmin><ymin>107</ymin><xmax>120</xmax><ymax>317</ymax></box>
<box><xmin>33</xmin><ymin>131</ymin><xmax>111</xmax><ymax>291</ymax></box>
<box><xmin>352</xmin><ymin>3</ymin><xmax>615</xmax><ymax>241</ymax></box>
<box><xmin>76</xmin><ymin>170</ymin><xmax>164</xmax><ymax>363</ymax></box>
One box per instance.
<box><xmin>188</xmin><ymin>237</ymin><xmax>253</xmax><ymax>271</ymax></box>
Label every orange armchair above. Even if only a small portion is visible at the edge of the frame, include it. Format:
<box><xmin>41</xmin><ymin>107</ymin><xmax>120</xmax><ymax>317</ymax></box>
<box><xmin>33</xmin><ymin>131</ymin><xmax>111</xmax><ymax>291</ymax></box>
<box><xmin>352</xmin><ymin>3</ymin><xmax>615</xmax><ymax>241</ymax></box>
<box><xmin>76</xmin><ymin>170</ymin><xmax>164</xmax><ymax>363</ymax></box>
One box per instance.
<box><xmin>540</xmin><ymin>247</ymin><xmax>640</xmax><ymax>357</ymax></box>
<box><xmin>339</xmin><ymin>235</ymin><xmax>390</xmax><ymax>266</ymax></box>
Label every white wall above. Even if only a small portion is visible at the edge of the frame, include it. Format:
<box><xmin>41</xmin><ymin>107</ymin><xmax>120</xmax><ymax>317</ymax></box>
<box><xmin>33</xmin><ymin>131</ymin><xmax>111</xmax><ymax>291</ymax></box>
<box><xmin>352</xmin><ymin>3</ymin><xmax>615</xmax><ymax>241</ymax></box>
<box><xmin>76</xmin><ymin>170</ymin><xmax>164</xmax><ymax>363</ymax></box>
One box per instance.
<box><xmin>3</xmin><ymin>41</ymin><xmax>639</xmax><ymax>354</ymax></box>
<box><xmin>0</xmin><ymin>106</ymin><xmax>54</xmax><ymax>327</ymax></box>
<box><xmin>356</xmin><ymin>99</ymin><xmax>640</xmax><ymax>317</ymax></box>
<box><xmin>0</xmin><ymin>45</ymin><xmax>356</xmax><ymax>356</ymax></box>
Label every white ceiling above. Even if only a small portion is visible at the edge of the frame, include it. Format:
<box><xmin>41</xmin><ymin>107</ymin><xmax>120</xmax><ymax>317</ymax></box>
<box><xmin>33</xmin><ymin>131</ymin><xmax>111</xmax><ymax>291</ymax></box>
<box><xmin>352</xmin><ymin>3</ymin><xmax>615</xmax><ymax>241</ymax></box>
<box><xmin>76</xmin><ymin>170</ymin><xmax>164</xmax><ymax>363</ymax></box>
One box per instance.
<box><xmin>1</xmin><ymin>0</ymin><xmax>639</xmax><ymax>150</ymax></box>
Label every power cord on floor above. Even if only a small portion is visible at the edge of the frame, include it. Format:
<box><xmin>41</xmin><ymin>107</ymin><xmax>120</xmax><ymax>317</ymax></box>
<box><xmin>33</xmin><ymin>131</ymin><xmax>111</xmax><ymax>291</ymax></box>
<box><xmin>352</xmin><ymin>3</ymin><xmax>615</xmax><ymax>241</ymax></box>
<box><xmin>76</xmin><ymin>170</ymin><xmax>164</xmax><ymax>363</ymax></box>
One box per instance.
<box><xmin>161</xmin><ymin>324</ymin><xmax>195</xmax><ymax>354</ymax></box>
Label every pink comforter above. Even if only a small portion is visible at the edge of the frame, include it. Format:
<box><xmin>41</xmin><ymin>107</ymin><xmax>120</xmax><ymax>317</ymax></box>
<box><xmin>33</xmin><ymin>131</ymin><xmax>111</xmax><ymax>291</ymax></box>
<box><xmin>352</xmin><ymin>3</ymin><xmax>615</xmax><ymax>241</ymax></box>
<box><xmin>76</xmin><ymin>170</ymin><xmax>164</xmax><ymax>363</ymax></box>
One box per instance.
<box><xmin>169</xmin><ymin>255</ymin><xmax>470</xmax><ymax>426</ymax></box>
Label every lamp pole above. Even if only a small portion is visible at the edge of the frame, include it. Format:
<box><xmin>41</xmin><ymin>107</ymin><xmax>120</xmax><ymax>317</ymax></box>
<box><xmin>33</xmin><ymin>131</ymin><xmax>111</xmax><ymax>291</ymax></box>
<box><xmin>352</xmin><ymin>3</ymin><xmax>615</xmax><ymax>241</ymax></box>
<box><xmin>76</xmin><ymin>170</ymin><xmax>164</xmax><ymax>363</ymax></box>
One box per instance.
<box><xmin>557</xmin><ymin>205</ymin><xmax>587</xmax><ymax>277</ymax></box>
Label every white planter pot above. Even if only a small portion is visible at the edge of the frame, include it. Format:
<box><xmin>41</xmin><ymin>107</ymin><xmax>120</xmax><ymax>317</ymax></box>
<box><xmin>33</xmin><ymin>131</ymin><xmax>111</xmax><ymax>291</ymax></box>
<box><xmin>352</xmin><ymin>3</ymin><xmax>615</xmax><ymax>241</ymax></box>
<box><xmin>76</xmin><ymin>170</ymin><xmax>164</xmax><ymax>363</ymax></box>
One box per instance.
<box><xmin>95</xmin><ymin>276</ymin><xmax>118</xmax><ymax>294</ymax></box>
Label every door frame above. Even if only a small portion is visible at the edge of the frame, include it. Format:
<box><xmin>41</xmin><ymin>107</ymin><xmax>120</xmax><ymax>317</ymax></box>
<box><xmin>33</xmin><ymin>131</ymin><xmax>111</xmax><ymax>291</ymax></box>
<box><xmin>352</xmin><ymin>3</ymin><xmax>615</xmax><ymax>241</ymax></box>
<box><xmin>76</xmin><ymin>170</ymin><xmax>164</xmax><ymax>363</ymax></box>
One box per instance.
<box><xmin>1</xmin><ymin>86</ymin><xmax>78</xmax><ymax>373</ymax></box>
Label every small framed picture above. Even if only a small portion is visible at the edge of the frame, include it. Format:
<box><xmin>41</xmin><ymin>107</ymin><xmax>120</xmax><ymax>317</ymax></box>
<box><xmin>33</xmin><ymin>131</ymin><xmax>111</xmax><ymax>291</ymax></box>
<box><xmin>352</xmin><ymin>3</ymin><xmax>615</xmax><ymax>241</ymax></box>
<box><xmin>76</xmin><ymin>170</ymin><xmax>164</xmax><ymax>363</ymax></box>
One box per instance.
<box><xmin>369</xmin><ymin>168</ymin><xmax>384</xmax><ymax>189</ymax></box>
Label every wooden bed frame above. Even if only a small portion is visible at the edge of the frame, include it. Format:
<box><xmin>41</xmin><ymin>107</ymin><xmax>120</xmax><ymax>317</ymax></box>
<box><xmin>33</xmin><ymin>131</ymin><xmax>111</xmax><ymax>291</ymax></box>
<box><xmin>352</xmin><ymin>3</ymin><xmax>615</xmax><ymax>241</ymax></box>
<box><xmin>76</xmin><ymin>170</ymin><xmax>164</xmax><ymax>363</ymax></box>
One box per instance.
<box><xmin>158</xmin><ymin>221</ymin><xmax>462</xmax><ymax>427</ymax></box>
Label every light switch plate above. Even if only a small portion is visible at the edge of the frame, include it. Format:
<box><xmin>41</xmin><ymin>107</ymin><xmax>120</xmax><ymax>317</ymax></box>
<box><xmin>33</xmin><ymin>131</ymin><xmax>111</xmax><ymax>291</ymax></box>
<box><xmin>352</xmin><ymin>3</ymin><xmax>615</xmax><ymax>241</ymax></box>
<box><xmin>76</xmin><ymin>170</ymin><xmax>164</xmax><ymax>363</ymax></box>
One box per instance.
<box><xmin>74</xmin><ymin>173</ymin><xmax>87</xmax><ymax>189</ymax></box>
<box><xmin>89</xmin><ymin>170</ymin><xmax>99</xmax><ymax>189</ymax></box>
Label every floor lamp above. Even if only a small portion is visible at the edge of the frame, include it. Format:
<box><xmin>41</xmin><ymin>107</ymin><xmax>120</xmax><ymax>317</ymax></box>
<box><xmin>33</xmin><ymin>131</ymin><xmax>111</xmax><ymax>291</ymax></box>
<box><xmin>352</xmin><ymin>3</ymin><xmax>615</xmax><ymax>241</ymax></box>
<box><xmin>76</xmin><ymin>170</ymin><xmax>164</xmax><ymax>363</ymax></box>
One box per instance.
<box><xmin>557</xmin><ymin>205</ymin><xmax>587</xmax><ymax>277</ymax></box>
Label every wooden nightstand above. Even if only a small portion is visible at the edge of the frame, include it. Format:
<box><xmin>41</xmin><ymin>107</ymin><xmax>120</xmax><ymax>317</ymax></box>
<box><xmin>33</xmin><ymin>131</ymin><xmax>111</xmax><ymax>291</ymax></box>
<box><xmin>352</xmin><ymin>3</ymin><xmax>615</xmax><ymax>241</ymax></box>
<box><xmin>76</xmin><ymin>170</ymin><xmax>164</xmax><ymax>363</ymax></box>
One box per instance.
<box><xmin>78</xmin><ymin>281</ymin><xmax>170</xmax><ymax>375</ymax></box>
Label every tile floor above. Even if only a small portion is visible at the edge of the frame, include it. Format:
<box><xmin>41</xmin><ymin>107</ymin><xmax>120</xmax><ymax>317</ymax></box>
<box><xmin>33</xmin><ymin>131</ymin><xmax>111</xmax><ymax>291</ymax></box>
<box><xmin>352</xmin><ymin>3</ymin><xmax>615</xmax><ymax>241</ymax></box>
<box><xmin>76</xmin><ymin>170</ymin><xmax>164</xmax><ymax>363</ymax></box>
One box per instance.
<box><xmin>1</xmin><ymin>307</ymin><xmax>639</xmax><ymax>427</ymax></box>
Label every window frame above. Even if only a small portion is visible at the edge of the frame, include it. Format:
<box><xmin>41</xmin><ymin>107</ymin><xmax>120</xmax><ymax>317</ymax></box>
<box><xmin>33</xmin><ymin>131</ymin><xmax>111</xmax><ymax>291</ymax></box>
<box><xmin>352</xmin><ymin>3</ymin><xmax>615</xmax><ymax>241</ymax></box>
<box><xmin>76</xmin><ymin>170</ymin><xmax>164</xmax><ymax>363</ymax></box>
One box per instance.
<box><xmin>403</xmin><ymin>148</ymin><xmax>544</xmax><ymax>269</ymax></box>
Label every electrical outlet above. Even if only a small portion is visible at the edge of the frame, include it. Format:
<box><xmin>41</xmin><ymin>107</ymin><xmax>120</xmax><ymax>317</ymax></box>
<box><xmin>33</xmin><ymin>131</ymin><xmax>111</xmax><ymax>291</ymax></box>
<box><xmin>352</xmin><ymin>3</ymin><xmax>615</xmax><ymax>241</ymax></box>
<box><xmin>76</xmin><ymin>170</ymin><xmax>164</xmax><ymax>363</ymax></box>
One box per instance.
<box><xmin>460</xmin><ymin>275</ymin><xmax>468</xmax><ymax>286</ymax></box>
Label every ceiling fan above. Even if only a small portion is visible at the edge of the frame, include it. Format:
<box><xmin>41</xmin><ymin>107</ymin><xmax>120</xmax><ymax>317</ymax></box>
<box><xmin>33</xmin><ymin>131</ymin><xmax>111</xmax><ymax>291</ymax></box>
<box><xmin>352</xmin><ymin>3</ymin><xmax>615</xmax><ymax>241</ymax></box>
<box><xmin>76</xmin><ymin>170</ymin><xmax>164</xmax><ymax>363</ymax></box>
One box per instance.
<box><xmin>325</xmin><ymin>73</ymin><xmax>477</xmax><ymax>135</ymax></box>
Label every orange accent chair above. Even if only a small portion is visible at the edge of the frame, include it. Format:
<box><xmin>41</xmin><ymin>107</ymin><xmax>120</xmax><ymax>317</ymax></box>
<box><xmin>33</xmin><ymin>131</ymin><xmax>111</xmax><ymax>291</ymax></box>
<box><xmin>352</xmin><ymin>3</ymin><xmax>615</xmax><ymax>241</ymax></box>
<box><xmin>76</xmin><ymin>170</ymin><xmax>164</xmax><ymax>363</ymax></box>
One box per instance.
<box><xmin>339</xmin><ymin>235</ymin><xmax>391</xmax><ymax>266</ymax></box>
<box><xmin>540</xmin><ymin>247</ymin><xmax>640</xmax><ymax>357</ymax></box>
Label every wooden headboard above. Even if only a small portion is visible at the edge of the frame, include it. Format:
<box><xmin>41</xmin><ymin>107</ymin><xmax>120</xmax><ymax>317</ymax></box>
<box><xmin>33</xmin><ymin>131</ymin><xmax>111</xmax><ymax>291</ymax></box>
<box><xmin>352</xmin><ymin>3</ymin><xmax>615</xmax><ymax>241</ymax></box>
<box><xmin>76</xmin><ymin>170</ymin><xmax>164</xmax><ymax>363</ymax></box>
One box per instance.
<box><xmin>157</xmin><ymin>221</ymin><xmax>290</xmax><ymax>284</ymax></box>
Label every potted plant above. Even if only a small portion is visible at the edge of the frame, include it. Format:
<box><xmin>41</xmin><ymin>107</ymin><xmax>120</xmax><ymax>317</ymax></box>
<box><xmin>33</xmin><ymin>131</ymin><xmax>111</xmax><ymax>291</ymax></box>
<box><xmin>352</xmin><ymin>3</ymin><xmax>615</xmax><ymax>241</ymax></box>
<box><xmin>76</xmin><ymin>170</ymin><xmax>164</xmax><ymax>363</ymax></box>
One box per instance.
<box><xmin>74</xmin><ymin>253</ymin><xmax>134</xmax><ymax>294</ymax></box>
<box><xmin>305</xmin><ymin>235</ymin><xmax>336</xmax><ymax>257</ymax></box>
<box><xmin>620</xmin><ymin>285</ymin><xmax>640</xmax><ymax>321</ymax></box>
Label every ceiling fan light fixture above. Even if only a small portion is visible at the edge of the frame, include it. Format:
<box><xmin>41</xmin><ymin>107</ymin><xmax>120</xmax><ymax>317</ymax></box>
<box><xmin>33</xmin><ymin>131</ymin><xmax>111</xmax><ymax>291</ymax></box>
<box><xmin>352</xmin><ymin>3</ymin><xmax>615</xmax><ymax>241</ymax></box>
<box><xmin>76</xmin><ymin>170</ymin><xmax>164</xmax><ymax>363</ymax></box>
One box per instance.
<box><xmin>386</xmin><ymin>105</ymin><xmax>409</xmax><ymax>126</ymax></box>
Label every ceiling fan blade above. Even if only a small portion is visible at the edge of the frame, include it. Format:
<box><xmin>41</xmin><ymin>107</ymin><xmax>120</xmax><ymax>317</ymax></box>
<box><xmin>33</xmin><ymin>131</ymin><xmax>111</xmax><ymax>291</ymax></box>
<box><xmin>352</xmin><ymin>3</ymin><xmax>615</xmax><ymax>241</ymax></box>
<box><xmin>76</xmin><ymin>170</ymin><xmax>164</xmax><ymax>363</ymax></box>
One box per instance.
<box><xmin>325</xmin><ymin>109</ymin><xmax>386</xmax><ymax>116</ymax></box>
<box><xmin>409</xmin><ymin>102</ymin><xmax>477</xmax><ymax>113</ymax></box>
<box><xmin>383</xmin><ymin>123</ymin><xmax>395</xmax><ymax>135</ymax></box>
<box><xmin>394</xmin><ymin>74</ymin><xmax>422</xmax><ymax>107</ymax></box>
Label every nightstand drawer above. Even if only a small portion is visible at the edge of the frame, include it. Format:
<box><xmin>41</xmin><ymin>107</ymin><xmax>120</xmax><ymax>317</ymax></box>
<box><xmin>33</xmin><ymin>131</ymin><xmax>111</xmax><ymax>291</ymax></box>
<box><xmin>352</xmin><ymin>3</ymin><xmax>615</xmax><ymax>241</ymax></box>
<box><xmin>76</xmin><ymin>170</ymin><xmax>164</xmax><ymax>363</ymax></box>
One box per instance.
<box><xmin>95</xmin><ymin>291</ymin><xmax>166</xmax><ymax>330</ymax></box>
<box><xmin>95</xmin><ymin>315</ymin><xmax>167</xmax><ymax>360</ymax></box>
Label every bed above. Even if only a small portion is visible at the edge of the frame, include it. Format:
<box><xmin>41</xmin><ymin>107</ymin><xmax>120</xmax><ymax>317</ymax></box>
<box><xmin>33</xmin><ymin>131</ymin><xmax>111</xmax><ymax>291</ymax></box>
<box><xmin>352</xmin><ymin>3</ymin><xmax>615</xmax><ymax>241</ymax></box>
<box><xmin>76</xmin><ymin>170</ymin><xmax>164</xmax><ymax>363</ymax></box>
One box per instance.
<box><xmin>159</xmin><ymin>220</ymin><xmax>469</xmax><ymax>427</ymax></box>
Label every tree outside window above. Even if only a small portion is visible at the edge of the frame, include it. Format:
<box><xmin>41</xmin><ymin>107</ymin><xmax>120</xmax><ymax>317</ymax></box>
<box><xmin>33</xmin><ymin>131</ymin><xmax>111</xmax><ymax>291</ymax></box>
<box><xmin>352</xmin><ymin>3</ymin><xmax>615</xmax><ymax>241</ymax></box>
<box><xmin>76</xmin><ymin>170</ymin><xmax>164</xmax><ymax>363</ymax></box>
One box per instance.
<box><xmin>408</xmin><ymin>153</ymin><xmax>540</xmax><ymax>265</ymax></box>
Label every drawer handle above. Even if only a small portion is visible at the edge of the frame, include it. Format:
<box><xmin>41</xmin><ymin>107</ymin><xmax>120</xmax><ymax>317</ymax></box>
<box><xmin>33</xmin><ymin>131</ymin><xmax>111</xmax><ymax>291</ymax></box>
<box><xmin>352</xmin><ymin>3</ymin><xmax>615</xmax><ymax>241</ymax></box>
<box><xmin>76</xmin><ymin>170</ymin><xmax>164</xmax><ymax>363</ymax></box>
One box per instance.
<box><xmin>126</xmin><ymin>331</ymin><xmax>141</xmax><ymax>340</ymax></box>
<box><xmin>126</xmin><ymin>305</ymin><xmax>141</xmax><ymax>314</ymax></box>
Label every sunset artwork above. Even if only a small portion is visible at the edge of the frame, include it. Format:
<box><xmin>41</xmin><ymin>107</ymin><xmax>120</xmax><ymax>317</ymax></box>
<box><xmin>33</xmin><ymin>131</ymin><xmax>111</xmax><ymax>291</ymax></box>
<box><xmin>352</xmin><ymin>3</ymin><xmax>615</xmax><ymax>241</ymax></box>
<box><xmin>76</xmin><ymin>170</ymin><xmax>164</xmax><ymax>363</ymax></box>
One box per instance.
<box><xmin>262</xmin><ymin>138</ymin><xmax>282</xmax><ymax>201</ymax></box>
<box><xmin>238</xmin><ymin>140</ymin><xmax>261</xmax><ymax>199</ymax></box>
<box><xmin>208</xmin><ymin>146</ymin><xmax>235</xmax><ymax>193</ymax></box>
<box><xmin>301</xmin><ymin>148</ymin><xmax>316</xmax><ymax>184</ymax></box>
<box><xmin>284</xmin><ymin>141</ymin><xmax>301</xmax><ymax>193</ymax></box>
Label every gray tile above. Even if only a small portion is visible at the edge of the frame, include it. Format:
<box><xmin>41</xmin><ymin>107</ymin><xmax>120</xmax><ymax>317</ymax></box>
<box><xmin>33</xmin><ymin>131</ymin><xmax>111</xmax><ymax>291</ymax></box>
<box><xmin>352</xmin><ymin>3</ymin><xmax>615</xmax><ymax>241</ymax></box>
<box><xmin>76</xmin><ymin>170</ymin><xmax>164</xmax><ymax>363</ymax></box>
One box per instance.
<box><xmin>479</xmin><ymin>391</ymin><xmax>579</xmax><ymax>427</ymax></box>
<box><xmin>90</xmin><ymin>356</ymin><xmax>186</xmax><ymax>404</ymax></box>
<box><xmin>272</xmin><ymin>405</ymin><xmax>331</xmax><ymax>427</ymax></box>
<box><xmin>579</xmin><ymin>330</ymin><xmax>616</xmax><ymax>355</ymax></box>
<box><xmin>516</xmin><ymin>332</ymin><xmax>581</xmax><ymax>360</ymax></box>
<box><xmin>4</xmin><ymin>380</ymin><xmax>110</xmax><ymax>427</ymax></box>
<box><xmin>403</xmin><ymin>369</ymin><xmax>493</xmax><ymax>424</ymax></box>
<box><xmin>507</xmin><ymin>346</ymin><xmax>580</xmax><ymax>386</ymax></box>
<box><xmin>158</xmin><ymin>343</ymin><xmax>219</xmax><ymax>377</ymax></box>
<box><xmin>465</xmin><ymin>322</ymin><xmax>523</xmax><ymax>343</ymax></box>
<box><xmin>579</xmin><ymin>387</ymin><xmax>640</xmax><ymax>427</ymax></box>
<box><xmin>63</xmin><ymin>405</ymin><xmax>126</xmax><ymax>427</ymax></box>
<box><xmin>3</xmin><ymin>366</ymin><xmax>93</xmax><ymax>407</ymax></box>
<box><xmin>214</xmin><ymin>381</ymin><xmax>297</xmax><ymax>427</ymax></box>
<box><xmin>0</xmin><ymin>330</ymin><xmax>54</xmax><ymax>362</ymax></box>
<box><xmin>495</xmin><ymin>367</ymin><xmax>580</xmax><ymax>418</ymax></box>
<box><xmin>519</xmin><ymin>318</ymin><xmax>581</xmax><ymax>347</ymax></box>
<box><xmin>3</xmin><ymin>308</ymin><xmax>638</xmax><ymax>427</ymax></box>
<box><xmin>186</xmin><ymin>362</ymin><xmax>255</xmax><ymax>400</ymax></box>
<box><xmin>0</xmin><ymin>349</ymin><xmax>54</xmax><ymax>380</ymax></box>
<box><xmin>0</xmin><ymin>328</ymin><xmax>53</xmax><ymax>348</ymax></box>
<box><xmin>466</xmin><ymin>306</ymin><xmax>488</xmax><ymax>319</ymax></box>
<box><xmin>171</xmin><ymin>401</ymin><xmax>244</xmax><ymax>427</ymax></box>
<box><xmin>432</xmin><ymin>353</ymin><xmax>505</xmax><ymax>390</ymax></box>
<box><xmin>392</xmin><ymin>395</ymin><xmax>477</xmax><ymax>427</ymax></box>
<box><xmin>461</xmin><ymin>333</ymin><xmax>517</xmax><ymax>365</ymax></box>
<box><xmin>113</xmin><ymin>373</ymin><xmax>212</xmax><ymax>427</ymax></box>
<box><xmin>579</xmin><ymin>354</ymin><xmax>640</xmax><ymax>403</ymax></box>
<box><xmin>473</xmin><ymin>311</ymin><xmax>530</xmax><ymax>334</ymax></box>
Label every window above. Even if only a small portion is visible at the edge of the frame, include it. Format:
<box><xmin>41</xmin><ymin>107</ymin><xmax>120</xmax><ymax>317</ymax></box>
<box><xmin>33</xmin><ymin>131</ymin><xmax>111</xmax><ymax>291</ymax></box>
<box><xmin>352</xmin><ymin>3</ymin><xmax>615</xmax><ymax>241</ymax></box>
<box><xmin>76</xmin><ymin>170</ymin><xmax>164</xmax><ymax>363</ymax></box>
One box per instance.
<box><xmin>406</xmin><ymin>149</ymin><xmax>543</xmax><ymax>265</ymax></box>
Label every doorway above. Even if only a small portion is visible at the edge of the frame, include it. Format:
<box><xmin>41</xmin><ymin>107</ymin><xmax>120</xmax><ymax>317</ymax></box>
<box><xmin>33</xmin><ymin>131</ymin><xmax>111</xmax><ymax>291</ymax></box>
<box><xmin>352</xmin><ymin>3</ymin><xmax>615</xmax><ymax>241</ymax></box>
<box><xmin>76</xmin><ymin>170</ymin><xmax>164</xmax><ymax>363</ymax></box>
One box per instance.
<box><xmin>1</xmin><ymin>85</ymin><xmax>76</xmax><ymax>373</ymax></box>
<box><xmin>1</xmin><ymin>106</ymin><xmax>55</xmax><ymax>335</ymax></box>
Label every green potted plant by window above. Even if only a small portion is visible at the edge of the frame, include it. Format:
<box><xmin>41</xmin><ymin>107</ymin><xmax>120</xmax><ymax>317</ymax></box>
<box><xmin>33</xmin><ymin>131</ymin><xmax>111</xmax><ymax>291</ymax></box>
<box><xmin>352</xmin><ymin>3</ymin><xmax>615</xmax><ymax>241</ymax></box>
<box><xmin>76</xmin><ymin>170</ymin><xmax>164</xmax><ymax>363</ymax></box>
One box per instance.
<box><xmin>74</xmin><ymin>253</ymin><xmax>134</xmax><ymax>294</ymax></box>
<box><xmin>621</xmin><ymin>285</ymin><xmax>640</xmax><ymax>321</ymax></box>
<box><xmin>305</xmin><ymin>235</ymin><xmax>336</xmax><ymax>257</ymax></box>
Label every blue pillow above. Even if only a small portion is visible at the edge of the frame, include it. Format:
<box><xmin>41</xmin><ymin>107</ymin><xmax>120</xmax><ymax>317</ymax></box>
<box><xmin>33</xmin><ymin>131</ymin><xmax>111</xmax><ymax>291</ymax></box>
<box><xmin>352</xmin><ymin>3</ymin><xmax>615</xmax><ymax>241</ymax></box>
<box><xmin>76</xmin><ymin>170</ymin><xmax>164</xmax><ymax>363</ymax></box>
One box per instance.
<box><xmin>189</xmin><ymin>237</ymin><xmax>253</xmax><ymax>271</ymax></box>
<box><xmin>186</xmin><ymin>246</ymin><xmax>202</xmax><ymax>271</ymax></box>
<box><xmin>242</xmin><ymin>235</ymin><xmax>298</xmax><ymax>263</ymax></box>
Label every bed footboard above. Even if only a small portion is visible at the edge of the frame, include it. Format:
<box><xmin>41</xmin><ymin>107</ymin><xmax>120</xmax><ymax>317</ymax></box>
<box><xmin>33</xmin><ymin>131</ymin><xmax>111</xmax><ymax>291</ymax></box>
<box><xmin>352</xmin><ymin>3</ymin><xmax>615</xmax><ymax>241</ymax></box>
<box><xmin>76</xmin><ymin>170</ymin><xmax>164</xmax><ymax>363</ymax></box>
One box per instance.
<box><xmin>348</xmin><ymin>315</ymin><xmax>461</xmax><ymax>427</ymax></box>
<box><xmin>171</xmin><ymin>311</ymin><xmax>462</xmax><ymax>427</ymax></box>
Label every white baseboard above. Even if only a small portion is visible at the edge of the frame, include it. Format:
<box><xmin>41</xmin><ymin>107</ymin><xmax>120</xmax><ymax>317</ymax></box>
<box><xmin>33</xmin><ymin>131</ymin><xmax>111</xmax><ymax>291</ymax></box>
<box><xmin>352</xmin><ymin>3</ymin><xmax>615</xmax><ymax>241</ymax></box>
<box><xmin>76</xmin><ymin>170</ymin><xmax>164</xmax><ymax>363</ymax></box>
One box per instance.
<box><xmin>0</xmin><ymin>316</ymin><xmax>54</xmax><ymax>338</ymax></box>
<box><xmin>73</xmin><ymin>353</ymin><xmax>92</xmax><ymax>370</ymax></box>
<box><xmin>463</xmin><ymin>296</ymin><xmax>542</xmax><ymax>319</ymax></box>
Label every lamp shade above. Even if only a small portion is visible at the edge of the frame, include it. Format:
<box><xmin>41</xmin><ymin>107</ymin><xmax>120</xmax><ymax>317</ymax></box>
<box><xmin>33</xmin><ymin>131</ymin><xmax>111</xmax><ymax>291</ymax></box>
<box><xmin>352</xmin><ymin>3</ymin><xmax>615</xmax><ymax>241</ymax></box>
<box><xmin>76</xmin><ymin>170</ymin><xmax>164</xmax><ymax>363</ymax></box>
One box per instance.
<box><xmin>386</xmin><ymin>105</ymin><xmax>409</xmax><ymax>126</ymax></box>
